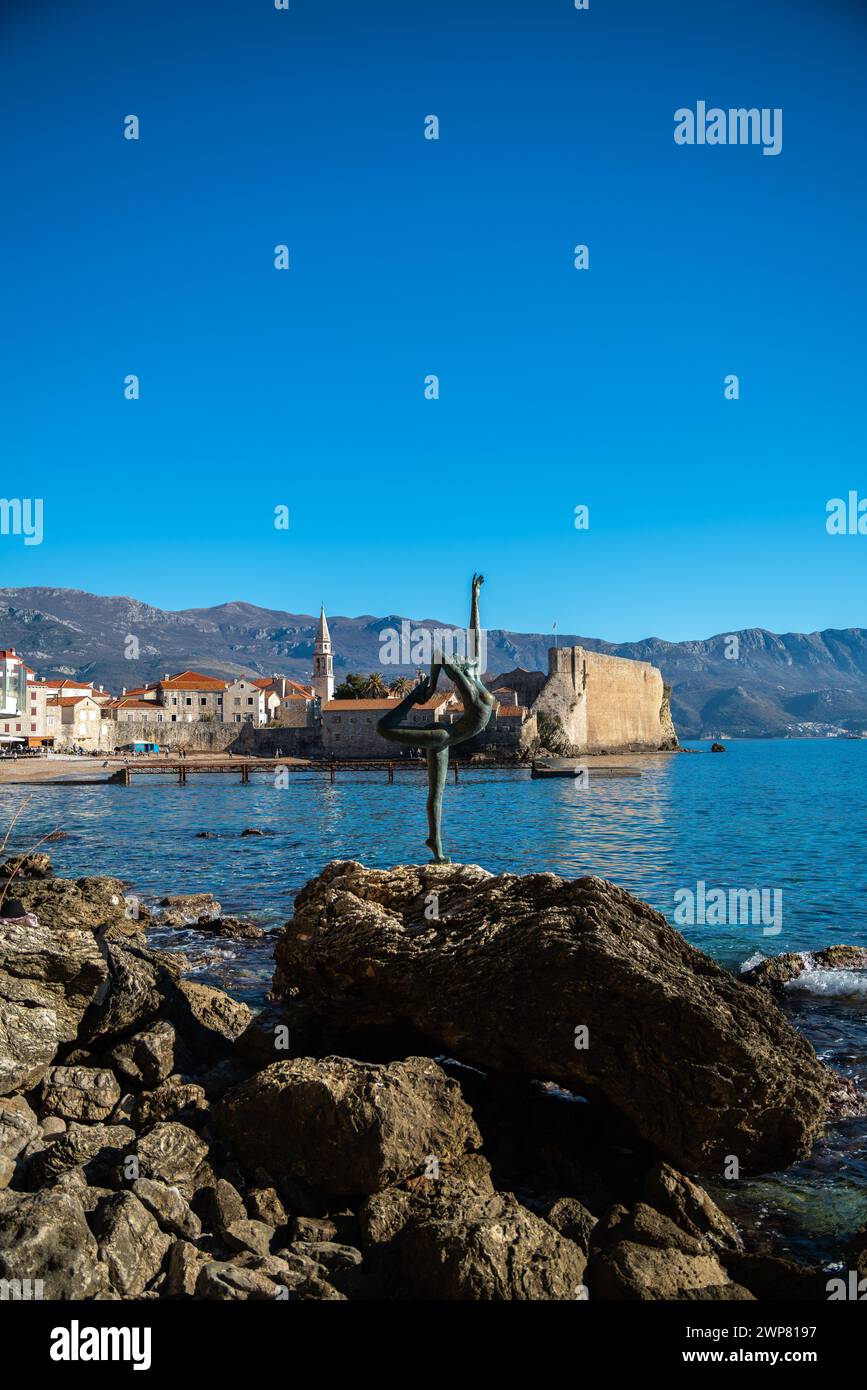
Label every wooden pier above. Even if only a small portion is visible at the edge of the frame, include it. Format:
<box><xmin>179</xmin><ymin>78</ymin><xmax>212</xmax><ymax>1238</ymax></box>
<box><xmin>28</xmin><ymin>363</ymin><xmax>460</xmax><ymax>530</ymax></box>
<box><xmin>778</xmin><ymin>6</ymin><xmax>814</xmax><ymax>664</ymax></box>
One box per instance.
<box><xmin>108</xmin><ymin>758</ymin><xmax>462</xmax><ymax>785</ymax></box>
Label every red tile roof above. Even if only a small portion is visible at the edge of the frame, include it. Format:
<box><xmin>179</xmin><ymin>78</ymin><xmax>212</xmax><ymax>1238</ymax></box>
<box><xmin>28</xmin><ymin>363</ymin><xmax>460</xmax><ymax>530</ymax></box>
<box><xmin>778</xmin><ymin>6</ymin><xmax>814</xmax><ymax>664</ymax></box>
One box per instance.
<box><xmin>159</xmin><ymin>671</ymin><xmax>226</xmax><ymax>691</ymax></box>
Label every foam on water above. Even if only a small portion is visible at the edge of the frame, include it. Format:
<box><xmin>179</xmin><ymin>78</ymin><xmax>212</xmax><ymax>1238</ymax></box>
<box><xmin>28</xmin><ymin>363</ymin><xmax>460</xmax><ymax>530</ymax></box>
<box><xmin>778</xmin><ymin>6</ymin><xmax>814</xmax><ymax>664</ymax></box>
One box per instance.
<box><xmin>785</xmin><ymin>968</ymin><xmax>867</xmax><ymax>999</ymax></box>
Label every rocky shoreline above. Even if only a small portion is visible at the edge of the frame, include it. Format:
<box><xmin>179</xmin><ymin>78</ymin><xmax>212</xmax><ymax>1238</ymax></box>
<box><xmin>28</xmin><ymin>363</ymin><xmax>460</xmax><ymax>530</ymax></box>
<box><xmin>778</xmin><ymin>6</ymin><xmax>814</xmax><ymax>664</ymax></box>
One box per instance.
<box><xmin>0</xmin><ymin>851</ymin><xmax>864</xmax><ymax>1301</ymax></box>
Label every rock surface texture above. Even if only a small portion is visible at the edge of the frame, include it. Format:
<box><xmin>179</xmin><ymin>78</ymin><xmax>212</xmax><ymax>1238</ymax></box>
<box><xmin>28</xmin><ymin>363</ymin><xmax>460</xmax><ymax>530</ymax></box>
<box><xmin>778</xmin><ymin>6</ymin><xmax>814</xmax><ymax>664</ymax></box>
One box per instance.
<box><xmin>215</xmin><ymin>1055</ymin><xmax>481</xmax><ymax>1197</ymax></box>
<box><xmin>273</xmin><ymin>861</ymin><xmax>832</xmax><ymax>1173</ymax></box>
<box><xmin>0</xmin><ymin>853</ymin><xmax>847</xmax><ymax>1302</ymax></box>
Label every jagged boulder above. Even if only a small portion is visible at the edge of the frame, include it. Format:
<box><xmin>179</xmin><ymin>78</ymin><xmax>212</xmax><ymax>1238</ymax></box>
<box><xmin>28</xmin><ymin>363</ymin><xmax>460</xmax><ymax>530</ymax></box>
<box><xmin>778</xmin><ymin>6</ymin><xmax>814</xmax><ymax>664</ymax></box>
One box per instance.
<box><xmin>131</xmin><ymin>1078</ymin><xmax>209</xmax><ymax>1131</ymax></box>
<box><xmin>742</xmin><ymin>945</ymin><xmax>867</xmax><ymax>991</ymax></box>
<box><xmin>586</xmin><ymin>1203</ymin><xmax>754</xmax><ymax>1301</ymax></box>
<box><xmin>7</xmin><ymin>872</ymin><xmax>139</xmax><ymax>935</ymax></box>
<box><xmin>108</xmin><ymin>1020</ymin><xmax>182</xmax><ymax>1090</ymax></box>
<box><xmin>0</xmin><ymin>852</ymin><xmax>53</xmax><ymax>880</ymax></box>
<box><xmin>359</xmin><ymin>1160</ymin><xmax>586</xmax><ymax>1301</ymax></box>
<box><xmin>273</xmin><ymin>861</ymin><xmax>833</xmax><ymax>1174</ymax></box>
<box><xmin>0</xmin><ymin>1095</ymin><xmax>39</xmax><ymax>1188</ymax></box>
<box><xmin>78</xmin><ymin>937</ymin><xmax>185</xmax><ymax>1048</ymax></box>
<box><xmin>40</xmin><ymin>1065</ymin><xmax>122</xmax><ymax>1122</ymax></box>
<box><xmin>92</xmin><ymin>1192</ymin><xmax>172</xmax><ymax>1296</ymax></box>
<box><xmin>0</xmin><ymin>1187</ymin><xmax>104</xmax><ymax>1298</ymax></box>
<box><xmin>163</xmin><ymin>979</ymin><xmax>252</xmax><ymax>1063</ymax></box>
<box><xmin>0</xmin><ymin>918</ymin><xmax>108</xmax><ymax>1094</ymax></box>
<box><xmin>642</xmin><ymin>1162</ymin><xmax>740</xmax><ymax>1251</ymax></box>
<box><xmin>215</xmin><ymin>1055</ymin><xmax>482</xmax><ymax>1198</ymax></box>
<box><xmin>131</xmin><ymin>1122</ymin><xmax>209</xmax><ymax>1187</ymax></box>
<box><xmin>131</xmin><ymin>1178</ymin><xmax>201</xmax><ymax>1239</ymax></box>
<box><xmin>25</xmin><ymin>1121</ymin><xmax>135</xmax><ymax>1188</ymax></box>
<box><xmin>542</xmin><ymin>1196</ymin><xmax>598</xmax><ymax>1253</ymax></box>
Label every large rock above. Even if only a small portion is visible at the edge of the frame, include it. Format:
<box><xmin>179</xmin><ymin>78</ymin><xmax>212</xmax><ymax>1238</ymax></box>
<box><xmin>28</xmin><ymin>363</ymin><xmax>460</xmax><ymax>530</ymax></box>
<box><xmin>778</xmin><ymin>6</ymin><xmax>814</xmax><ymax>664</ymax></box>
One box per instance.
<box><xmin>165</xmin><ymin>1238</ymin><xmax>209</xmax><ymax>1296</ymax></box>
<box><xmin>25</xmin><ymin>1121</ymin><xmax>135</xmax><ymax>1187</ymax></box>
<box><xmin>0</xmin><ymin>919</ymin><xmax>108</xmax><ymax>1094</ymax></box>
<box><xmin>163</xmin><ymin>979</ymin><xmax>251</xmax><ymax>1063</ymax></box>
<box><xmin>1</xmin><ymin>852</ymin><xmax>53</xmax><ymax>880</ymax></box>
<box><xmin>131</xmin><ymin>1078</ymin><xmax>209</xmax><ymax>1132</ymax></box>
<box><xmin>159</xmin><ymin>892</ymin><xmax>221</xmax><ymax>923</ymax></box>
<box><xmin>542</xmin><ymin>1196</ymin><xmax>598</xmax><ymax>1254</ymax></box>
<box><xmin>92</xmin><ymin>1192</ymin><xmax>172</xmax><ymax>1296</ymax></box>
<box><xmin>9</xmin><ymin>873</ymin><xmax>138</xmax><ymax>935</ymax></box>
<box><xmin>586</xmin><ymin>1203</ymin><xmax>754</xmax><ymax>1301</ymax></box>
<box><xmin>131</xmin><ymin>1121</ymin><xmax>209</xmax><ymax>1187</ymax></box>
<box><xmin>41</xmin><ymin>1065</ymin><xmax>122</xmax><ymax>1122</ymax></box>
<box><xmin>274</xmin><ymin>862</ymin><xmax>832</xmax><ymax>1173</ymax></box>
<box><xmin>0</xmin><ymin>1095</ymin><xmax>38</xmax><ymax>1188</ymax></box>
<box><xmin>108</xmin><ymin>1020</ymin><xmax>181</xmax><ymax>1090</ymax></box>
<box><xmin>78</xmin><ymin>938</ymin><xmax>185</xmax><ymax>1048</ymax></box>
<box><xmin>215</xmin><ymin>1055</ymin><xmax>482</xmax><ymax>1197</ymax></box>
<box><xmin>131</xmin><ymin>1178</ymin><xmax>201</xmax><ymax>1239</ymax></box>
<box><xmin>403</xmin><ymin>1197</ymin><xmax>586</xmax><ymax>1300</ymax></box>
<box><xmin>0</xmin><ymin>1187</ymin><xmax>103</xmax><ymax>1298</ymax></box>
<box><xmin>722</xmin><ymin>1249</ymin><xmax>828</xmax><ymax>1301</ymax></box>
<box><xmin>642</xmin><ymin>1162</ymin><xmax>739</xmax><ymax>1251</ymax></box>
<box><xmin>362</xmin><ymin>1169</ymin><xmax>586</xmax><ymax>1300</ymax></box>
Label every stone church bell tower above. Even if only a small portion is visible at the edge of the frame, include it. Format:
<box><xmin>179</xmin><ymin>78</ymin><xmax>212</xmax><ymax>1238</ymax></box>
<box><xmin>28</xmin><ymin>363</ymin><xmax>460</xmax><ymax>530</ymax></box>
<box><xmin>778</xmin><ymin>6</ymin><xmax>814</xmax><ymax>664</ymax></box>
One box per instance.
<box><xmin>313</xmin><ymin>605</ymin><xmax>334</xmax><ymax>703</ymax></box>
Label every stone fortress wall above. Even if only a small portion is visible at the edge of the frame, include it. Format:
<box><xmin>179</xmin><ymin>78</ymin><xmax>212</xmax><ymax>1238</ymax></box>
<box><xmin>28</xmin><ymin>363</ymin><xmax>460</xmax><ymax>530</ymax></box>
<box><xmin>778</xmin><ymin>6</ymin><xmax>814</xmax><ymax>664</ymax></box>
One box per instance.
<box><xmin>533</xmin><ymin>646</ymin><xmax>677</xmax><ymax>753</ymax></box>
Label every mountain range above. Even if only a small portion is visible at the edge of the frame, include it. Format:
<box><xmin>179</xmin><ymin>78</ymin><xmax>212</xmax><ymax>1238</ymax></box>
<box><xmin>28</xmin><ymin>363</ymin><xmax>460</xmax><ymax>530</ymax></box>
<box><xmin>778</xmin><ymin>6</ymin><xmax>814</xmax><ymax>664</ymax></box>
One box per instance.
<box><xmin>2</xmin><ymin>587</ymin><xmax>867</xmax><ymax>739</ymax></box>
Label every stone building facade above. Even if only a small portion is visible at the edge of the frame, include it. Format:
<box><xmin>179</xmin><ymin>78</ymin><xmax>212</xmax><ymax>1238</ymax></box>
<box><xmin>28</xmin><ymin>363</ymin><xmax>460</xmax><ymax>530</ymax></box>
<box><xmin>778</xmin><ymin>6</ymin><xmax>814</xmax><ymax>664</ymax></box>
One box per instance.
<box><xmin>46</xmin><ymin>694</ymin><xmax>103</xmax><ymax>749</ymax></box>
<box><xmin>320</xmin><ymin>690</ymin><xmax>537</xmax><ymax>759</ymax></box>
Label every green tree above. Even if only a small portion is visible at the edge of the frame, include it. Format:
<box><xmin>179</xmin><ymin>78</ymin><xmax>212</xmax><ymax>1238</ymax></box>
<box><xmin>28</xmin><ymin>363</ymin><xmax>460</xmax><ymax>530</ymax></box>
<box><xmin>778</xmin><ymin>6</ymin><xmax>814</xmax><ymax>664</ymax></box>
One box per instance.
<box><xmin>333</xmin><ymin>673</ymin><xmax>368</xmax><ymax>700</ymax></box>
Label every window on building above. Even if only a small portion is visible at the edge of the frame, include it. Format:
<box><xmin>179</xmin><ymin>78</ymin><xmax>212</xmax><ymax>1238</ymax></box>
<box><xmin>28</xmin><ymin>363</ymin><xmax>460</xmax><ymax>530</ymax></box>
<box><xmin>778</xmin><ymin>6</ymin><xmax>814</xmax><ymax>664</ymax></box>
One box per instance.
<box><xmin>186</xmin><ymin>698</ymin><xmax>192</xmax><ymax>706</ymax></box>
<box><xmin>200</xmin><ymin>698</ymin><xmax>207</xmax><ymax>706</ymax></box>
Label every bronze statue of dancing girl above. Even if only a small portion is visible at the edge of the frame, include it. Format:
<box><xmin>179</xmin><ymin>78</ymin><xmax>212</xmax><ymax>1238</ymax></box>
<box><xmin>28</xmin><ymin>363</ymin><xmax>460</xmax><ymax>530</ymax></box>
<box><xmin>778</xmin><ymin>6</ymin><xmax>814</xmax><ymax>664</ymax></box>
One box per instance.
<box><xmin>377</xmin><ymin>573</ymin><xmax>494</xmax><ymax>862</ymax></box>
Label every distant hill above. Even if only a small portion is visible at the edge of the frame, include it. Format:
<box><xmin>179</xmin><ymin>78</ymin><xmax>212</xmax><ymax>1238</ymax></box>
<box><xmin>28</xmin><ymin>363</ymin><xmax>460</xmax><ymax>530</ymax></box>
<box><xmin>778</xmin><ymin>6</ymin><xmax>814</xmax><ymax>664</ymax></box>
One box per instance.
<box><xmin>2</xmin><ymin>587</ymin><xmax>866</xmax><ymax>739</ymax></box>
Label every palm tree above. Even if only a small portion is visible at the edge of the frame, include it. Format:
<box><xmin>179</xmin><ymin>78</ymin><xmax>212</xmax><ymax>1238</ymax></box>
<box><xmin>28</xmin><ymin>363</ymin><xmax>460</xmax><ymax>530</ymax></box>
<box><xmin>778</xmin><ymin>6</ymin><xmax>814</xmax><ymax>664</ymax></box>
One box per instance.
<box><xmin>363</xmin><ymin>671</ymin><xmax>389</xmax><ymax>698</ymax></box>
<box><xmin>390</xmin><ymin>676</ymin><xmax>413</xmax><ymax>697</ymax></box>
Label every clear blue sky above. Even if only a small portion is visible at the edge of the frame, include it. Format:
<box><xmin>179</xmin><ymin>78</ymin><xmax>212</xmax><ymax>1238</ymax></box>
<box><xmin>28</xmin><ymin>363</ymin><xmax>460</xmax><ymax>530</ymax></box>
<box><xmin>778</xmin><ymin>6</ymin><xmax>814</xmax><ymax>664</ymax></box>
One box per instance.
<box><xmin>1</xmin><ymin>0</ymin><xmax>865</xmax><ymax>640</ymax></box>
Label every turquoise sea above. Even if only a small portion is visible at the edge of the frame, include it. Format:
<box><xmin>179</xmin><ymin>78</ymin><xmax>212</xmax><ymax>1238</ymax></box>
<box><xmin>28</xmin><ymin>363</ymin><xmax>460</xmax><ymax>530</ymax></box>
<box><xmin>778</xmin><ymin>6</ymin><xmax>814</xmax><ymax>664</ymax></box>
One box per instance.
<box><xmin>2</xmin><ymin>738</ymin><xmax>865</xmax><ymax>1265</ymax></box>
